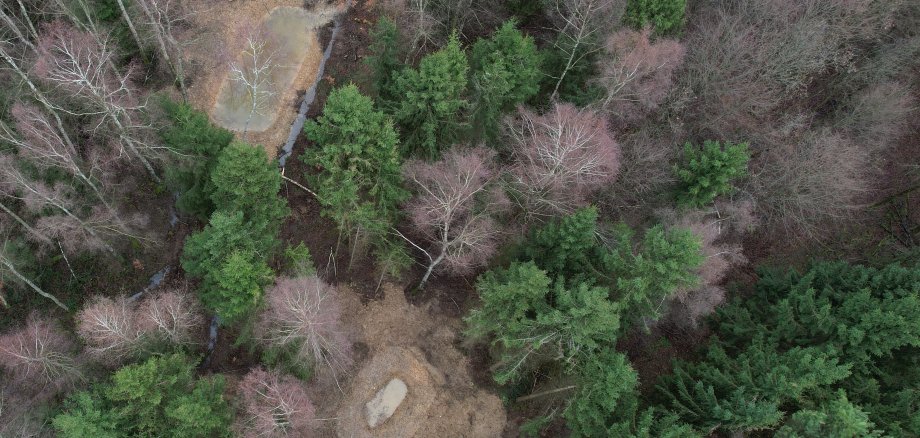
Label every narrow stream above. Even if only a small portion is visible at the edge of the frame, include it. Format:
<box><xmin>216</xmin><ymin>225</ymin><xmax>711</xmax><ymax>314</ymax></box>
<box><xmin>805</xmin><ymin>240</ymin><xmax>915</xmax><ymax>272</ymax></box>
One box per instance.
<box><xmin>278</xmin><ymin>1</ymin><xmax>349</xmax><ymax>168</ymax></box>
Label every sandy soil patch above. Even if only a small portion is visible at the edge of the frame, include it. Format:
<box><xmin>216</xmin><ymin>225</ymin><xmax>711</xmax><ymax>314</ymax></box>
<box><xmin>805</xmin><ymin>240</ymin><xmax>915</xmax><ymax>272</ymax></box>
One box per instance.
<box><xmin>307</xmin><ymin>283</ymin><xmax>506</xmax><ymax>437</ymax></box>
<box><xmin>182</xmin><ymin>0</ymin><xmax>343</xmax><ymax>157</ymax></box>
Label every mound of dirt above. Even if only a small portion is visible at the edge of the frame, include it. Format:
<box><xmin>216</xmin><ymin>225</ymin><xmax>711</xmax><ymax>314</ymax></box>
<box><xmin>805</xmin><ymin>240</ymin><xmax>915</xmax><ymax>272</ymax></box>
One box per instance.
<box><xmin>330</xmin><ymin>284</ymin><xmax>506</xmax><ymax>437</ymax></box>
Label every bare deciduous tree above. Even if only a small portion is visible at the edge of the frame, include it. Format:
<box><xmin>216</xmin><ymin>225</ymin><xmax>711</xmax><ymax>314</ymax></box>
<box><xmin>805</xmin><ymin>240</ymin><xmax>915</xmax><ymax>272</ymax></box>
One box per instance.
<box><xmin>0</xmin><ymin>315</ymin><xmax>81</xmax><ymax>387</ymax></box>
<box><xmin>401</xmin><ymin>147</ymin><xmax>507</xmax><ymax>289</ymax></box>
<box><xmin>548</xmin><ymin>0</ymin><xmax>623</xmax><ymax>100</ymax></box>
<box><xmin>598</xmin><ymin>27</ymin><xmax>685</xmax><ymax>123</ymax></box>
<box><xmin>2</xmin><ymin>102</ymin><xmax>113</xmax><ymax>213</ymax></box>
<box><xmin>236</xmin><ymin>368</ymin><xmax>315</xmax><ymax>438</ymax></box>
<box><xmin>34</xmin><ymin>21</ymin><xmax>162</xmax><ymax>181</ymax></box>
<box><xmin>256</xmin><ymin>276</ymin><xmax>353</xmax><ymax>377</ymax></box>
<box><xmin>75</xmin><ymin>295</ymin><xmax>141</xmax><ymax>364</ymax></box>
<box><xmin>506</xmin><ymin>103</ymin><xmax>620</xmax><ymax>220</ymax></box>
<box><xmin>226</xmin><ymin>24</ymin><xmax>279</xmax><ymax>133</ymax></box>
<box><xmin>135</xmin><ymin>287</ymin><xmax>203</xmax><ymax>346</ymax></box>
<box><xmin>135</xmin><ymin>0</ymin><xmax>191</xmax><ymax>100</ymax></box>
<box><xmin>0</xmin><ymin>236</ymin><xmax>67</xmax><ymax>310</ymax></box>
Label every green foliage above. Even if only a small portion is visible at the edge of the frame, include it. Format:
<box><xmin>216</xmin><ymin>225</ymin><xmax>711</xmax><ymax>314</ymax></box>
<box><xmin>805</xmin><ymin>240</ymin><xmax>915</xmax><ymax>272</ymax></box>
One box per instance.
<box><xmin>675</xmin><ymin>140</ymin><xmax>750</xmax><ymax>208</ymax></box>
<box><xmin>540</xmin><ymin>34</ymin><xmax>605</xmax><ymax>106</ymax></box>
<box><xmin>661</xmin><ymin>339</ymin><xmax>850</xmax><ymax>432</ymax></box>
<box><xmin>365</xmin><ymin>17</ymin><xmax>402</xmax><ymax>103</ymax></box>
<box><xmin>303</xmin><ymin>84</ymin><xmax>407</xmax><ymax>251</ymax></box>
<box><xmin>160</xmin><ymin>99</ymin><xmax>234</xmax><ymax>219</ymax></box>
<box><xmin>661</xmin><ymin>261</ymin><xmax>920</xmax><ymax>435</ymax></box>
<box><xmin>465</xmin><ymin>262</ymin><xmax>620</xmax><ymax>384</ymax></box>
<box><xmin>523</xmin><ymin>206</ymin><xmax>608</xmax><ymax>283</ymax></box>
<box><xmin>207</xmin><ymin>250</ymin><xmax>273</xmax><ymax>322</ymax></box>
<box><xmin>469</xmin><ymin>21</ymin><xmax>542</xmax><ymax>140</ymax></box>
<box><xmin>181</xmin><ymin>211</ymin><xmax>274</xmax><ymax>322</ymax></box>
<box><xmin>261</xmin><ymin>342</ymin><xmax>314</xmax><ymax>381</ymax></box>
<box><xmin>564</xmin><ymin>348</ymin><xmax>638</xmax><ymax>437</ymax></box>
<box><xmin>609</xmin><ymin>225</ymin><xmax>703</xmax><ymax>321</ymax></box>
<box><xmin>210</xmin><ymin>142</ymin><xmax>289</xmax><ymax>235</ymax></box>
<box><xmin>625</xmin><ymin>0</ymin><xmax>687</xmax><ymax>35</ymax></box>
<box><xmin>54</xmin><ymin>354</ymin><xmax>231</xmax><ymax>438</ymax></box>
<box><xmin>284</xmin><ymin>242</ymin><xmax>316</xmax><ymax>277</ymax></box>
<box><xmin>392</xmin><ymin>33</ymin><xmax>469</xmax><ymax>157</ymax></box>
<box><xmin>776</xmin><ymin>391</ymin><xmax>882</xmax><ymax>438</ymax></box>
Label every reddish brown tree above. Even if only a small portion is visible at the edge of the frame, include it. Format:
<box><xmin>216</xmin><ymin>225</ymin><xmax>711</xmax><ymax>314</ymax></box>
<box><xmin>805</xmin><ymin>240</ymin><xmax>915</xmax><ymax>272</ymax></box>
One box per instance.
<box><xmin>402</xmin><ymin>147</ymin><xmax>508</xmax><ymax>289</ymax></box>
<box><xmin>236</xmin><ymin>367</ymin><xmax>315</xmax><ymax>438</ymax></box>
<box><xmin>0</xmin><ymin>315</ymin><xmax>80</xmax><ymax>388</ymax></box>
<box><xmin>506</xmin><ymin>103</ymin><xmax>620</xmax><ymax>220</ymax></box>
<box><xmin>256</xmin><ymin>276</ymin><xmax>353</xmax><ymax>376</ymax></box>
<box><xmin>598</xmin><ymin>27</ymin><xmax>685</xmax><ymax>123</ymax></box>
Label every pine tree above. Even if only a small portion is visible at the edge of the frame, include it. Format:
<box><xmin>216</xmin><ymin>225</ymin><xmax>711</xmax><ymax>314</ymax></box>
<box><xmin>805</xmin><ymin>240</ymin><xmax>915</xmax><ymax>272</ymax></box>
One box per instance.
<box><xmin>365</xmin><ymin>17</ymin><xmax>402</xmax><ymax>104</ymax></box>
<box><xmin>469</xmin><ymin>20</ymin><xmax>541</xmax><ymax>140</ymax></box>
<box><xmin>160</xmin><ymin>99</ymin><xmax>234</xmax><ymax>219</ymax></box>
<box><xmin>210</xmin><ymin>141</ymin><xmax>288</xmax><ymax>236</ymax></box>
<box><xmin>302</xmin><ymin>84</ymin><xmax>407</xmax><ymax>255</ymax></box>
<box><xmin>392</xmin><ymin>33</ymin><xmax>468</xmax><ymax>158</ymax></box>
<box><xmin>675</xmin><ymin>140</ymin><xmax>749</xmax><ymax>208</ymax></box>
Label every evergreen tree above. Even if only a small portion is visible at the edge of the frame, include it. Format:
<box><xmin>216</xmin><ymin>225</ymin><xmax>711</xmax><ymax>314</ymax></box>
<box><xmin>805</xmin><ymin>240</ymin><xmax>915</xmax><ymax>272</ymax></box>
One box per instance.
<box><xmin>210</xmin><ymin>141</ymin><xmax>288</xmax><ymax>236</ymax></box>
<box><xmin>675</xmin><ymin>140</ymin><xmax>749</xmax><ymax>208</ymax></box>
<box><xmin>54</xmin><ymin>354</ymin><xmax>231</xmax><ymax>438</ymax></box>
<box><xmin>564</xmin><ymin>348</ymin><xmax>639</xmax><ymax>437</ymax></box>
<box><xmin>469</xmin><ymin>20</ymin><xmax>541</xmax><ymax>140</ymax></box>
<box><xmin>161</xmin><ymin>100</ymin><xmax>234</xmax><ymax>219</ymax></box>
<box><xmin>365</xmin><ymin>17</ymin><xmax>402</xmax><ymax>104</ymax></box>
<box><xmin>625</xmin><ymin>0</ymin><xmax>687</xmax><ymax>35</ymax></box>
<box><xmin>776</xmin><ymin>391</ymin><xmax>882</xmax><ymax>438</ymax></box>
<box><xmin>392</xmin><ymin>34</ymin><xmax>469</xmax><ymax>158</ymax></box>
<box><xmin>303</xmin><ymin>84</ymin><xmax>407</xmax><ymax>253</ymax></box>
<box><xmin>465</xmin><ymin>262</ymin><xmax>620</xmax><ymax>384</ymax></box>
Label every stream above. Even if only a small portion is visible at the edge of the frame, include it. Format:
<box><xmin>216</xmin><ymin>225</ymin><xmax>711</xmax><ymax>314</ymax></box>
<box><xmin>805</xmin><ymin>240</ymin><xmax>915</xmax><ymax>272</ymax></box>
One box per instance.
<box><xmin>278</xmin><ymin>1</ymin><xmax>349</xmax><ymax>168</ymax></box>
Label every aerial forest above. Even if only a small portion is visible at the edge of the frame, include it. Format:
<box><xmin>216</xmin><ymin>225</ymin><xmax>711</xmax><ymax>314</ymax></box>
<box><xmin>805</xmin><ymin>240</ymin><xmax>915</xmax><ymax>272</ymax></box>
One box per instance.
<box><xmin>1</xmin><ymin>0</ymin><xmax>919</xmax><ymax>437</ymax></box>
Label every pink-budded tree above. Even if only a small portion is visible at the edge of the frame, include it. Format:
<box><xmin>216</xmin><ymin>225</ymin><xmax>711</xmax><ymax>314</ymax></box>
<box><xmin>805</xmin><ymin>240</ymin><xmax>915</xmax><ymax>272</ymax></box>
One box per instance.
<box><xmin>400</xmin><ymin>147</ymin><xmax>508</xmax><ymax>289</ymax></box>
<box><xmin>256</xmin><ymin>276</ymin><xmax>353</xmax><ymax>378</ymax></box>
<box><xmin>236</xmin><ymin>367</ymin><xmax>315</xmax><ymax>438</ymax></box>
<box><xmin>506</xmin><ymin>103</ymin><xmax>620</xmax><ymax>220</ymax></box>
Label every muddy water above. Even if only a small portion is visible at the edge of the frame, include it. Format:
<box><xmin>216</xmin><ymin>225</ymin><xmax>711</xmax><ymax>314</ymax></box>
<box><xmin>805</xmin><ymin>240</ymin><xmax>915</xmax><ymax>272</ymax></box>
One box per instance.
<box><xmin>212</xmin><ymin>6</ymin><xmax>337</xmax><ymax>133</ymax></box>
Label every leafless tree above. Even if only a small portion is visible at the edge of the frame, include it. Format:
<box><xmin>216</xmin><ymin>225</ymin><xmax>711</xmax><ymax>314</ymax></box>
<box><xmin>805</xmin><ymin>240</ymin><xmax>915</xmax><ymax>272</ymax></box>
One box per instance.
<box><xmin>0</xmin><ymin>237</ymin><xmax>67</xmax><ymax>310</ymax></box>
<box><xmin>597</xmin><ymin>27</ymin><xmax>685</xmax><ymax>124</ymax></box>
<box><xmin>1</xmin><ymin>102</ymin><xmax>114</xmax><ymax>213</ymax></box>
<box><xmin>236</xmin><ymin>368</ymin><xmax>315</xmax><ymax>438</ymax></box>
<box><xmin>135</xmin><ymin>287</ymin><xmax>203</xmax><ymax>346</ymax></box>
<box><xmin>256</xmin><ymin>276</ymin><xmax>353</xmax><ymax>378</ymax></box>
<box><xmin>547</xmin><ymin>0</ymin><xmax>623</xmax><ymax>100</ymax></box>
<box><xmin>75</xmin><ymin>295</ymin><xmax>142</xmax><ymax>365</ymax></box>
<box><xmin>0</xmin><ymin>315</ymin><xmax>81</xmax><ymax>388</ymax></box>
<box><xmin>746</xmin><ymin>131</ymin><xmax>871</xmax><ymax>238</ymax></box>
<box><xmin>401</xmin><ymin>147</ymin><xmax>508</xmax><ymax>289</ymax></box>
<box><xmin>34</xmin><ymin>21</ymin><xmax>163</xmax><ymax>181</ymax></box>
<box><xmin>0</xmin><ymin>154</ymin><xmax>118</xmax><ymax>255</ymax></box>
<box><xmin>135</xmin><ymin>0</ymin><xmax>191</xmax><ymax>100</ymax></box>
<box><xmin>506</xmin><ymin>103</ymin><xmax>620</xmax><ymax>220</ymax></box>
<box><xmin>226</xmin><ymin>24</ymin><xmax>279</xmax><ymax>133</ymax></box>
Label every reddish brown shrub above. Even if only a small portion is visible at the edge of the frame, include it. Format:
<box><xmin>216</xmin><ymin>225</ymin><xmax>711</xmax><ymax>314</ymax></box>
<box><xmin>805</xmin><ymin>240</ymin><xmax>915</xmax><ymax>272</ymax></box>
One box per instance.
<box><xmin>236</xmin><ymin>367</ymin><xmax>315</xmax><ymax>438</ymax></box>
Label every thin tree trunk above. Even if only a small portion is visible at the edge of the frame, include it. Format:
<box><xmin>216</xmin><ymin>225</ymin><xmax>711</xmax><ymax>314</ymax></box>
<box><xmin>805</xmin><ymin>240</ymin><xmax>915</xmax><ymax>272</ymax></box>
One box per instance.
<box><xmin>0</xmin><ymin>8</ymin><xmax>35</xmax><ymax>50</ymax></box>
<box><xmin>0</xmin><ymin>256</ymin><xmax>69</xmax><ymax>310</ymax></box>
<box><xmin>516</xmin><ymin>385</ymin><xmax>577</xmax><ymax>403</ymax></box>
<box><xmin>115</xmin><ymin>0</ymin><xmax>145</xmax><ymax>54</ymax></box>
<box><xmin>135</xmin><ymin>0</ymin><xmax>187</xmax><ymax>100</ymax></box>
<box><xmin>15</xmin><ymin>0</ymin><xmax>39</xmax><ymax>41</ymax></box>
<box><xmin>0</xmin><ymin>201</ymin><xmax>51</xmax><ymax>244</ymax></box>
<box><xmin>417</xmin><ymin>250</ymin><xmax>445</xmax><ymax>290</ymax></box>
